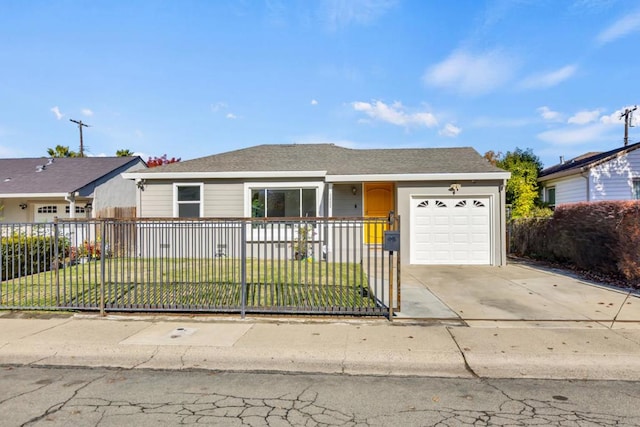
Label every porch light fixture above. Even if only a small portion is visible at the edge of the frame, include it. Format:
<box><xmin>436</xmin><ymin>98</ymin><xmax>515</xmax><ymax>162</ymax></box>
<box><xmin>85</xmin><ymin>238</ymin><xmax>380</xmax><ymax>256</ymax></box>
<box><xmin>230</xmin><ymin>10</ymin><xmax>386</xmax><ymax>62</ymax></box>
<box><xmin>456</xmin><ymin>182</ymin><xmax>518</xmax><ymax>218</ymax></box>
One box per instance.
<box><xmin>351</xmin><ymin>186</ymin><xmax>357</xmax><ymax>195</ymax></box>
<box><xmin>136</xmin><ymin>179</ymin><xmax>146</xmax><ymax>191</ymax></box>
<box><xmin>84</xmin><ymin>202</ymin><xmax>92</xmax><ymax>211</ymax></box>
<box><xmin>449</xmin><ymin>183</ymin><xmax>461</xmax><ymax>194</ymax></box>
<box><xmin>19</xmin><ymin>203</ymin><xmax>27</xmax><ymax>210</ymax></box>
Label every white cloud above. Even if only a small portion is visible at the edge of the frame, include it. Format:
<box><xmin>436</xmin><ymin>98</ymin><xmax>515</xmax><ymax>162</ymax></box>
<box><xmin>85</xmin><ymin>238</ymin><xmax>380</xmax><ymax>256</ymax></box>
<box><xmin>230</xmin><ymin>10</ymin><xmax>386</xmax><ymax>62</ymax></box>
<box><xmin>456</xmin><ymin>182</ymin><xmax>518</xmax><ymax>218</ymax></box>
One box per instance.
<box><xmin>226</xmin><ymin>113</ymin><xmax>238</xmax><ymax>119</ymax></box>
<box><xmin>423</xmin><ymin>49</ymin><xmax>516</xmax><ymax>96</ymax></box>
<box><xmin>537</xmin><ymin>106</ymin><xmax>563</xmax><ymax>121</ymax></box>
<box><xmin>600</xmin><ymin>106</ymin><xmax>639</xmax><ymax>125</ymax></box>
<box><xmin>352</xmin><ymin>100</ymin><xmax>438</xmax><ymax>128</ymax></box>
<box><xmin>311</xmin><ymin>99</ymin><xmax>318</xmax><ymax>105</ymax></box>
<box><xmin>50</xmin><ymin>106</ymin><xmax>64</xmax><ymax>120</ymax></box>
<box><xmin>439</xmin><ymin>123</ymin><xmax>461</xmax><ymax>137</ymax></box>
<box><xmin>322</xmin><ymin>0</ymin><xmax>397</xmax><ymax>30</ymax></box>
<box><xmin>596</xmin><ymin>9</ymin><xmax>640</xmax><ymax>45</ymax></box>
<box><xmin>568</xmin><ymin>109</ymin><xmax>602</xmax><ymax>125</ymax></box>
<box><xmin>538</xmin><ymin>123</ymin><xmax>611</xmax><ymax>145</ymax></box>
<box><xmin>81</xmin><ymin>108</ymin><xmax>94</xmax><ymax>117</ymax></box>
<box><xmin>519</xmin><ymin>65</ymin><xmax>577</xmax><ymax>89</ymax></box>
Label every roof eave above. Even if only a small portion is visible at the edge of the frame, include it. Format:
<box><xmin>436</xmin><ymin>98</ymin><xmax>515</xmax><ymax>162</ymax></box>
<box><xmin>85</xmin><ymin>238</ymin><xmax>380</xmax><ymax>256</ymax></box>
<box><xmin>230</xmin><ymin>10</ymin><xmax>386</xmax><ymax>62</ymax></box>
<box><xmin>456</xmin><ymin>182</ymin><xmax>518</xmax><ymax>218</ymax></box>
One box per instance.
<box><xmin>122</xmin><ymin>171</ymin><xmax>510</xmax><ymax>181</ymax></box>
<box><xmin>0</xmin><ymin>192</ymin><xmax>72</xmax><ymax>198</ymax></box>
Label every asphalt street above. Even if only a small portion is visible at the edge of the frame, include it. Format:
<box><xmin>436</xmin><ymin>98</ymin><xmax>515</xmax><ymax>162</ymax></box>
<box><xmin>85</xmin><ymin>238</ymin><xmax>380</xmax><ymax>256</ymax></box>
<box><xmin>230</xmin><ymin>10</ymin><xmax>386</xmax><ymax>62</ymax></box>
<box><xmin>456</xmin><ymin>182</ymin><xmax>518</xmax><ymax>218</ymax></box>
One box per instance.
<box><xmin>1</xmin><ymin>366</ymin><xmax>639</xmax><ymax>426</ymax></box>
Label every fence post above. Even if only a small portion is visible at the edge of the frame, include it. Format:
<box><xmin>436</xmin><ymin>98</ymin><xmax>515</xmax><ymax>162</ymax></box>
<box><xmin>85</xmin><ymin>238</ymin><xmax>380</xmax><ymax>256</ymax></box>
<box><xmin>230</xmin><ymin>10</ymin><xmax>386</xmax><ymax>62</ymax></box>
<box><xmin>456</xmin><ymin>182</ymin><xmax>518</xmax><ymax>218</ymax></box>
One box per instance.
<box><xmin>387</xmin><ymin>211</ymin><xmax>394</xmax><ymax>320</ymax></box>
<box><xmin>100</xmin><ymin>219</ymin><xmax>106</xmax><ymax>316</ymax></box>
<box><xmin>395</xmin><ymin>215</ymin><xmax>401</xmax><ymax>314</ymax></box>
<box><xmin>54</xmin><ymin>217</ymin><xmax>60</xmax><ymax>307</ymax></box>
<box><xmin>241</xmin><ymin>222</ymin><xmax>247</xmax><ymax>319</ymax></box>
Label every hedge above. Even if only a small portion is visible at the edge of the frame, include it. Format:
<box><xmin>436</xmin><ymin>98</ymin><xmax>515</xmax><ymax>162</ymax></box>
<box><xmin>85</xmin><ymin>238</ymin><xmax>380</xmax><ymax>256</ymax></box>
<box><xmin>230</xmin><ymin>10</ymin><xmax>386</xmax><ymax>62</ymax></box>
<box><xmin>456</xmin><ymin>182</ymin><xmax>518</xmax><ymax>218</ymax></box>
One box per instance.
<box><xmin>1</xmin><ymin>235</ymin><xmax>67</xmax><ymax>281</ymax></box>
<box><xmin>510</xmin><ymin>201</ymin><xmax>640</xmax><ymax>281</ymax></box>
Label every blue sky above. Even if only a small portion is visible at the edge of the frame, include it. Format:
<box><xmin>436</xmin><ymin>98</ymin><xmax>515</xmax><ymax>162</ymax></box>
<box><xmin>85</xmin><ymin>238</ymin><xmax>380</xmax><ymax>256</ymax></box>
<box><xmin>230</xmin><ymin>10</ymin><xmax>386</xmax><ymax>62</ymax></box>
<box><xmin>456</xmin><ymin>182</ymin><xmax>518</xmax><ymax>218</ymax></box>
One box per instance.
<box><xmin>1</xmin><ymin>0</ymin><xmax>639</xmax><ymax>168</ymax></box>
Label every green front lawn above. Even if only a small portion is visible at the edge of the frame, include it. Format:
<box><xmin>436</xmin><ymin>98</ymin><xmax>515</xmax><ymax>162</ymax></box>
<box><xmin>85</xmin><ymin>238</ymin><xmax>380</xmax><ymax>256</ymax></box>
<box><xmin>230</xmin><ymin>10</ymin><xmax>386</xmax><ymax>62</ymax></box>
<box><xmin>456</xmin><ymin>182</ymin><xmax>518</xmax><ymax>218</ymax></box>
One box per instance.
<box><xmin>1</xmin><ymin>258</ymin><xmax>377</xmax><ymax>310</ymax></box>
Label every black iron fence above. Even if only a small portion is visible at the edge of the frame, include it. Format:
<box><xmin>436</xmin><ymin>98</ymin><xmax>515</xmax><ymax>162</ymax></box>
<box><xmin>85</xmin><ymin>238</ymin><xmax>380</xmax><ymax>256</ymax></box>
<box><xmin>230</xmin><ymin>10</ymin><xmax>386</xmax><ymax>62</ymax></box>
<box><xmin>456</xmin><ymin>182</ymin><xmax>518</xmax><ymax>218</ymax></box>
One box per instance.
<box><xmin>1</xmin><ymin>217</ymin><xmax>399</xmax><ymax>317</ymax></box>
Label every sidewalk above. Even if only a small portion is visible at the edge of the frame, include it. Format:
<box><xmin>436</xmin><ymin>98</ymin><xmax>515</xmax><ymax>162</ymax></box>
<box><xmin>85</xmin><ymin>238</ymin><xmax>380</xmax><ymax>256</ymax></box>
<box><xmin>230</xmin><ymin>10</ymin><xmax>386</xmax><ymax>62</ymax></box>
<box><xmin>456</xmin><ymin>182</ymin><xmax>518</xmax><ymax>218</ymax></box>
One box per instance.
<box><xmin>1</xmin><ymin>312</ymin><xmax>639</xmax><ymax>381</ymax></box>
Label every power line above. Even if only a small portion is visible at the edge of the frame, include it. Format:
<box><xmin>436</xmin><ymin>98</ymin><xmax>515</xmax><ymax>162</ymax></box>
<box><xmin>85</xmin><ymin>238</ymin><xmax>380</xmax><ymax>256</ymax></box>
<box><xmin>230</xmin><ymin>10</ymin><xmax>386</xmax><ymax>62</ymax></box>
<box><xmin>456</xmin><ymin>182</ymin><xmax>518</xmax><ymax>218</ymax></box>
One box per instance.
<box><xmin>69</xmin><ymin>119</ymin><xmax>90</xmax><ymax>157</ymax></box>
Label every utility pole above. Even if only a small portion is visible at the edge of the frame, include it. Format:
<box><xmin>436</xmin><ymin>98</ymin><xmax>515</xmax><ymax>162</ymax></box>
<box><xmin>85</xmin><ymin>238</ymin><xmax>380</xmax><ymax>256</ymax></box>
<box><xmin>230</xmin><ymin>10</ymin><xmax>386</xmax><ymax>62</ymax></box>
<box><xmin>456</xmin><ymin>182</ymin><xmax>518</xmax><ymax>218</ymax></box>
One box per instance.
<box><xmin>69</xmin><ymin>119</ymin><xmax>90</xmax><ymax>157</ymax></box>
<box><xmin>620</xmin><ymin>106</ymin><xmax>637</xmax><ymax>147</ymax></box>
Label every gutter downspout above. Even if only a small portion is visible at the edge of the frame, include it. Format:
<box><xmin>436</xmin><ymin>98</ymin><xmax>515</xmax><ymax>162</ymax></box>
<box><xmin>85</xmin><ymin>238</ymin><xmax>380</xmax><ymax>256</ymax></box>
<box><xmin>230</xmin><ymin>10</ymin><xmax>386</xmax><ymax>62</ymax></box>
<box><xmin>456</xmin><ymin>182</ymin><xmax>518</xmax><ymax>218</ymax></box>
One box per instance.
<box><xmin>64</xmin><ymin>193</ymin><xmax>76</xmax><ymax>219</ymax></box>
<box><xmin>581</xmin><ymin>168</ymin><xmax>590</xmax><ymax>202</ymax></box>
<box><xmin>500</xmin><ymin>179</ymin><xmax>508</xmax><ymax>266</ymax></box>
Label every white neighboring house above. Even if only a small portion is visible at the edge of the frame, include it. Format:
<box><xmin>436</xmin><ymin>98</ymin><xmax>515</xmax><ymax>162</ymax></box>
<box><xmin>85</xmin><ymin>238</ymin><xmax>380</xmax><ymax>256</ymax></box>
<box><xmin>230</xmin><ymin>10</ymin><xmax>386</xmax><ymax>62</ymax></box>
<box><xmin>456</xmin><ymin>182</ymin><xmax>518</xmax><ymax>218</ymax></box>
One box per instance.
<box><xmin>538</xmin><ymin>142</ymin><xmax>640</xmax><ymax>208</ymax></box>
<box><xmin>0</xmin><ymin>156</ymin><xmax>146</xmax><ymax>223</ymax></box>
<box><xmin>123</xmin><ymin>144</ymin><xmax>511</xmax><ymax>266</ymax></box>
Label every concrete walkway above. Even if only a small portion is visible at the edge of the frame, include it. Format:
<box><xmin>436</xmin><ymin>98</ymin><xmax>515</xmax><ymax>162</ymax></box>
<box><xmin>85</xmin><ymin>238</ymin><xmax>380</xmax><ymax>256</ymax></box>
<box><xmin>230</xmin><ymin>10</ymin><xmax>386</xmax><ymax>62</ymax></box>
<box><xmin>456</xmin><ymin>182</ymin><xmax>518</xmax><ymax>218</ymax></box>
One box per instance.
<box><xmin>1</xmin><ymin>262</ymin><xmax>639</xmax><ymax>381</ymax></box>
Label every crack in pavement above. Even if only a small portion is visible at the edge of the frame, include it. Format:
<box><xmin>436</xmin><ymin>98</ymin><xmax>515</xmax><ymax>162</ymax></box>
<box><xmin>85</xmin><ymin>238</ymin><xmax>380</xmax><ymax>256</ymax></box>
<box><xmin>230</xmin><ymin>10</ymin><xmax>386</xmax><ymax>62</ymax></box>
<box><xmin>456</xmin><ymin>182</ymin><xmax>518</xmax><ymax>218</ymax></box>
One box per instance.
<box><xmin>20</xmin><ymin>373</ymin><xmax>106</xmax><ymax>426</ymax></box>
<box><xmin>445</xmin><ymin>326</ymin><xmax>479</xmax><ymax>378</ymax></box>
<box><xmin>0</xmin><ymin>369</ymin><xmax>65</xmax><ymax>406</ymax></box>
<box><xmin>131</xmin><ymin>346</ymin><xmax>159</xmax><ymax>369</ymax></box>
<box><xmin>5</xmin><ymin>367</ymin><xmax>640</xmax><ymax>426</ymax></box>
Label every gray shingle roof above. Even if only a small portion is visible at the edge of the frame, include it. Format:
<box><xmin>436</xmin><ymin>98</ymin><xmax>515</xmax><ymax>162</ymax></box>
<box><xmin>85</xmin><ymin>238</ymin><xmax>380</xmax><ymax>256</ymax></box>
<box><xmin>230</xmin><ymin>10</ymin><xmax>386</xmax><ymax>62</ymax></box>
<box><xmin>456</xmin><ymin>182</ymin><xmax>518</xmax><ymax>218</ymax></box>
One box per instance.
<box><xmin>0</xmin><ymin>157</ymin><xmax>143</xmax><ymax>195</ymax></box>
<box><xmin>140</xmin><ymin>144</ymin><xmax>504</xmax><ymax>175</ymax></box>
<box><xmin>539</xmin><ymin>141</ymin><xmax>640</xmax><ymax>179</ymax></box>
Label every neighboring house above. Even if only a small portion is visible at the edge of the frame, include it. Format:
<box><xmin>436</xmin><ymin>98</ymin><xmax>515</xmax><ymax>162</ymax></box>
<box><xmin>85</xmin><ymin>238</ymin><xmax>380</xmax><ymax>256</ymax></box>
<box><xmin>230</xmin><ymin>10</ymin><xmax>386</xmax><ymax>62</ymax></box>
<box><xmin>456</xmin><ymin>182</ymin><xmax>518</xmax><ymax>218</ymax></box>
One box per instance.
<box><xmin>0</xmin><ymin>156</ymin><xmax>146</xmax><ymax>223</ymax></box>
<box><xmin>538</xmin><ymin>141</ymin><xmax>640</xmax><ymax>208</ymax></box>
<box><xmin>123</xmin><ymin>144</ymin><xmax>510</xmax><ymax>266</ymax></box>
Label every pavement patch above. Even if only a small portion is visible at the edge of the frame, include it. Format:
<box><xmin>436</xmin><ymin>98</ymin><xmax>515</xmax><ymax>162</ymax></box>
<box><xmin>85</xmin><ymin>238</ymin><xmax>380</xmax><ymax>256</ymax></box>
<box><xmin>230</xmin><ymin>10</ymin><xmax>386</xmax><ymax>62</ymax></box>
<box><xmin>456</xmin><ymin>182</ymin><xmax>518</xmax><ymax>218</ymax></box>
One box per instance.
<box><xmin>120</xmin><ymin>322</ymin><xmax>252</xmax><ymax>347</ymax></box>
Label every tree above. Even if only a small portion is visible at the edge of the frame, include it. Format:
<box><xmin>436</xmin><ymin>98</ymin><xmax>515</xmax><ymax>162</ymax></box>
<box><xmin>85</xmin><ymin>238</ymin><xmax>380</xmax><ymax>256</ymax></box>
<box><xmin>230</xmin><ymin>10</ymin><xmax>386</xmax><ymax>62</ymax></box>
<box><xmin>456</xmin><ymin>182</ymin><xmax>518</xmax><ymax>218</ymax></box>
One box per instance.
<box><xmin>489</xmin><ymin>148</ymin><xmax>544</xmax><ymax>218</ymax></box>
<box><xmin>46</xmin><ymin>145</ymin><xmax>79</xmax><ymax>158</ymax></box>
<box><xmin>483</xmin><ymin>150</ymin><xmax>502</xmax><ymax>166</ymax></box>
<box><xmin>116</xmin><ymin>149</ymin><xmax>134</xmax><ymax>157</ymax></box>
<box><xmin>147</xmin><ymin>154</ymin><xmax>181</xmax><ymax>168</ymax></box>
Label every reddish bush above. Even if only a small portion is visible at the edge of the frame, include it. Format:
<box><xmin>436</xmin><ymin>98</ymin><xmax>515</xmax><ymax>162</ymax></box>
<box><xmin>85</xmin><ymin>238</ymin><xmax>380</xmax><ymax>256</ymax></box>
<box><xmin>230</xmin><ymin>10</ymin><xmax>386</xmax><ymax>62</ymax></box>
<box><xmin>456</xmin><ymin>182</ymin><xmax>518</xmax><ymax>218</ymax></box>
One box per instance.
<box><xmin>147</xmin><ymin>154</ymin><xmax>181</xmax><ymax>168</ymax></box>
<box><xmin>510</xmin><ymin>201</ymin><xmax>640</xmax><ymax>282</ymax></box>
<box><xmin>70</xmin><ymin>241</ymin><xmax>101</xmax><ymax>260</ymax></box>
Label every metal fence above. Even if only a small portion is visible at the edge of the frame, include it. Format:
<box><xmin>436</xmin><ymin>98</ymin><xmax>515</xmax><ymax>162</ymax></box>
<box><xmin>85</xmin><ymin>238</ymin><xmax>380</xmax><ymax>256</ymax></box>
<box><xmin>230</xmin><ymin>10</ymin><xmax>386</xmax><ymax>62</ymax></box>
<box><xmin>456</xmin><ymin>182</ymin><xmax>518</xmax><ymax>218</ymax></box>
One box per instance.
<box><xmin>1</xmin><ymin>217</ymin><xmax>399</xmax><ymax>318</ymax></box>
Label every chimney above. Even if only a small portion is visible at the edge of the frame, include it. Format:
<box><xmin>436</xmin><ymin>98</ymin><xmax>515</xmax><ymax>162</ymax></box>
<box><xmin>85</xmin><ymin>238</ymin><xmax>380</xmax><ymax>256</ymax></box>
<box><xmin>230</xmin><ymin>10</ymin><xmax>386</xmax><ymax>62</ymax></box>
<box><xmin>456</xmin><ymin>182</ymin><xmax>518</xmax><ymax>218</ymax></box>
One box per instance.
<box><xmin>560</xmin><ymin>156</ymin><xmax>565</xmax><ymax>164</ymax></box>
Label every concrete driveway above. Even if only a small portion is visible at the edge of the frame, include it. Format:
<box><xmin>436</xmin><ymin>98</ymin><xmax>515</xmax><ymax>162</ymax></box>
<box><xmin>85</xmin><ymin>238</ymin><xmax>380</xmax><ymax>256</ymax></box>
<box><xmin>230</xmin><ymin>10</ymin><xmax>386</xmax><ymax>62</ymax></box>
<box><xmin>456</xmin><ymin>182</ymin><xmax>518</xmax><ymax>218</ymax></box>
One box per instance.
<box><xmin>397</xmin><ymin>261</ymin><xmax>640</xmax><ymax>326</ymax></box>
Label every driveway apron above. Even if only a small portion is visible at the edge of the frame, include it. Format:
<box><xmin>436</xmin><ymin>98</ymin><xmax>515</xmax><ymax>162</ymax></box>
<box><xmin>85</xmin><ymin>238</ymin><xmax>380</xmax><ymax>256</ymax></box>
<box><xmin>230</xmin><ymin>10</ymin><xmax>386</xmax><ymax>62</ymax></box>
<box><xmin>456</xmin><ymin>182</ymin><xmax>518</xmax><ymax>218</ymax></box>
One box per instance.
<box><xmin>397</xmin><ymin>262</ymin><xmax>640</xmax><ymax>324</ymax></box>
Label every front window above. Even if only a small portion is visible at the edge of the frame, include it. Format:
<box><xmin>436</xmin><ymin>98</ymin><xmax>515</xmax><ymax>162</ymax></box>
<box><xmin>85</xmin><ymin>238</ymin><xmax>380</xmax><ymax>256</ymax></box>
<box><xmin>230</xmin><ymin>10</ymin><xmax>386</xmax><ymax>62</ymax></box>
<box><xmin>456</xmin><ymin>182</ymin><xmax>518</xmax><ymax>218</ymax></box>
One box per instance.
<box><xmin>633</xmin><ymin>179</ymin><xmax>640</xmax><ymax>200</ymax></box>
<box><xmin>251</xmin><ymin>188</ymin><xmax>316</xmax><ymax>218</ymax></box>
<box><xmin>174</xmin><ymin>184</ymin><xmax>203</xmax><ymax>218</ymax></box>
<box><xmin>547</xmin><ymin>187</ymin><xmax>556</xmax><ymax>207</ymax></box>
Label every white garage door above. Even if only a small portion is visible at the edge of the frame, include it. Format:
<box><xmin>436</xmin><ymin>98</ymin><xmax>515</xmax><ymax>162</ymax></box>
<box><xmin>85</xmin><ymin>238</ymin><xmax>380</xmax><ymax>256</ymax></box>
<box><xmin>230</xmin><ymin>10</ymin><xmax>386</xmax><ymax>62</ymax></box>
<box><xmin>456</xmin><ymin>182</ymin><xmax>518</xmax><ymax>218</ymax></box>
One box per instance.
<box><xmin>410</xmin><ymin>197</ymin><xmax>491</xmax><ymax>265</ymax></box>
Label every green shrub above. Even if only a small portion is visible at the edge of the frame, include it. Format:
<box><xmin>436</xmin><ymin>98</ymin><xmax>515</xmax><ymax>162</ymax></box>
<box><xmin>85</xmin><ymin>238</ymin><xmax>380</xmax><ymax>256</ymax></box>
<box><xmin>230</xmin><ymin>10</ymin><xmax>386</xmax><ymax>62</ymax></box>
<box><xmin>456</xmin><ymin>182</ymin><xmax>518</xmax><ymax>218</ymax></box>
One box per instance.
<box><xmin>1</xmin><ymin>234</ymin><xmax>67</xmax><ymax>280</ymax></box>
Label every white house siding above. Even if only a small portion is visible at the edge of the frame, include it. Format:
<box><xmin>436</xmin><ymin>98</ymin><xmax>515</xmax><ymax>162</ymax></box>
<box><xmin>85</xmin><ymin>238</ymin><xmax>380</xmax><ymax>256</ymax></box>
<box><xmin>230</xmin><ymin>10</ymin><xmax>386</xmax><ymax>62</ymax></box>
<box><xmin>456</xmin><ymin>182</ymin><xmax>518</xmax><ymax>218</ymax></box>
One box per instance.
<box><xmin>331</xmin><ymin>184</ymin><xmax>363</xmax><ymax>217</ymax></box>
<box><xmin>546</xmin><ymin>176</ymin><xmax>587</xmax><ymax>205</ymax></box>
<box><xmin>589</xmin><ymin>150</ymin><xmax>640</xmax><ymax>201</ymax></box>
<box><xmin>396</xmin><ymin>181</ymin><xmax>506</xmax><ymax>266</ymax></box>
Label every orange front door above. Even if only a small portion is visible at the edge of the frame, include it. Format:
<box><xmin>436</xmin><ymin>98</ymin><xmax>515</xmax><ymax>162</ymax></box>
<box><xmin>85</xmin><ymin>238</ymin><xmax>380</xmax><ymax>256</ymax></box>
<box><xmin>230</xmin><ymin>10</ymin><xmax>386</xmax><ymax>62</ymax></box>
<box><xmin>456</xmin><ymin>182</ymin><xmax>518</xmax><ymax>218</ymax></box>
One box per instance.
<box><xmin>364</xmin><ymin>183</ymin><xmax>394</xmax><ymax>244</ymax></box>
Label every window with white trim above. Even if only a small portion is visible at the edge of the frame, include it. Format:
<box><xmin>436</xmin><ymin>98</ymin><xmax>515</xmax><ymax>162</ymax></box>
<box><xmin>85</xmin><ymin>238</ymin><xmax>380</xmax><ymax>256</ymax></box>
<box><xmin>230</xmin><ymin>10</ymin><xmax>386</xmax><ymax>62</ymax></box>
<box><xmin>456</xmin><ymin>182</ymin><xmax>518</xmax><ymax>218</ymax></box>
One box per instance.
<box><xmin>174</xmin><ymin>184</ymin><xmax>203</xmax><ymax>218</ymax></box>
<box><xmin>546</xmin><ymin>187</ymin><xmax>556</xmax><ymax>207</ymax></box>
<box><xmin>633</xmin><ymin>179</ymin><xmax>640</xmax><ymax>200</ymax></box>
<box><xmin>251</xmin><ymin>188</ymin><xmax>317</xmax><ymax>218</ymax></box>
